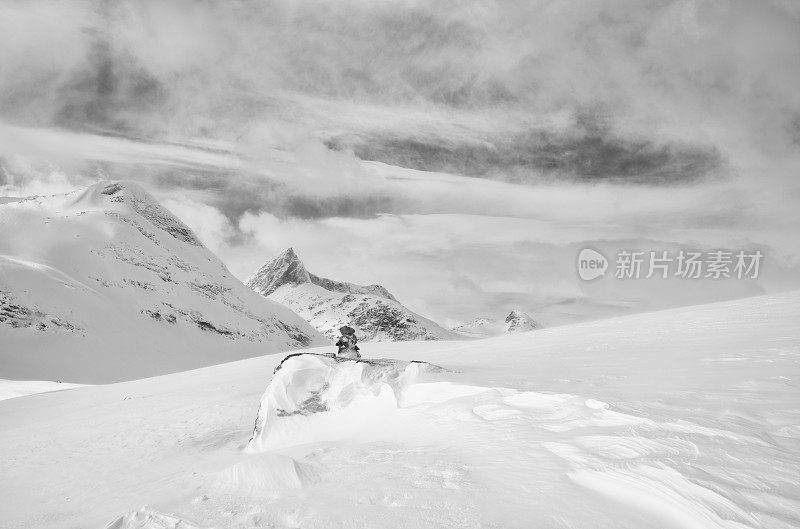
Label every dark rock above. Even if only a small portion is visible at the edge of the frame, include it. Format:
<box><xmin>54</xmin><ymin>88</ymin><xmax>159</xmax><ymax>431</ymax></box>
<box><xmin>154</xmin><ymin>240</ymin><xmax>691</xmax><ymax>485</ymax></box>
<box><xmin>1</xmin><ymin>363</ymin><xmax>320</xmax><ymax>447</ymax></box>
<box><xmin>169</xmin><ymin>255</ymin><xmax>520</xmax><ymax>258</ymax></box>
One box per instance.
<box><xmin>247</xmin><ymin>247</ymin><xmax>396</xmax><ymax>301</ymax></box>
<box><xmin>101</xmin><ymin>183</ymin><xmax>124</xmax><ymax>195</ymax></box>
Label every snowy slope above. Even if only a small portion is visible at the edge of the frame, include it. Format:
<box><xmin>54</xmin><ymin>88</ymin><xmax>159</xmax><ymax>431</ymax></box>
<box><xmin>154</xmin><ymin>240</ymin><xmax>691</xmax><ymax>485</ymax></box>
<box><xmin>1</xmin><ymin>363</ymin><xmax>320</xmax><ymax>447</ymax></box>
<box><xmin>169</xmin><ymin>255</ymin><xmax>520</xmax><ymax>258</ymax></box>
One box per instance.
<box><xmin>453</xmin><ymin>309</ymin><xmax>542</xmax><ymax>337</ymax></box>
<box><xmin>0</xmin><ymin>182</ymin><xmax>326</xmax><ymax>383</ymax></box>
<box><xmin>248</xmin><ymin>248</ymin><xmax>459</xmax><ymax>341</ymax></box>
<box><xmin>1</xmin><ymin>290</ymin><xmax>799</xmax><ymax>529</ymax></box>
<box><xmin>0</xmin><ymin>379</ymin><xmax>85</xmax><ymax>401</ymax></box>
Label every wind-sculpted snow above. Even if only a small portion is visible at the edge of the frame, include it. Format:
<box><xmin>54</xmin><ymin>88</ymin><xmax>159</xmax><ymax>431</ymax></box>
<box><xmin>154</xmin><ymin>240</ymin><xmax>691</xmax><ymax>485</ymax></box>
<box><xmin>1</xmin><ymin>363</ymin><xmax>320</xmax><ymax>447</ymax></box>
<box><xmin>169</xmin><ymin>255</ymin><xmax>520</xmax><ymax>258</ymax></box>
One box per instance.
<box><xmin>103</xmin><ymin>506</ymin><xmax>206</xmax><ymax>529</ymax></box>
<box><xmin>237</xmin><ymin>348</ymin><xmax>797</xmax><ymax>528</ymax></box>
<box><xmin>213</xmin><ymin>453</ymin><xmax>321</xmax><ymax>499</ymax></box>
<box><xmin>247</xmin><ymin>353</ymin><xmax>445</xmax><ymax>452</ymax></box>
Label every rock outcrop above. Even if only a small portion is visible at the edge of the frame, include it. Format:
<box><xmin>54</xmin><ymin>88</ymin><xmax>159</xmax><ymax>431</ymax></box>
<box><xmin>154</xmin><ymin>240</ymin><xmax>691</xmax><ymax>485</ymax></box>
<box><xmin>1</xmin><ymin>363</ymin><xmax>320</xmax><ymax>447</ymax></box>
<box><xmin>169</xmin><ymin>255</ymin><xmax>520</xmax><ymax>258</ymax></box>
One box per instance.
<box><xmin>247</xmin><ymin>248</ymin><xmax>395</xmax><ymax>300</ymax></box>
<box><xmin>453</xmin><ymin>309</ymin><xmax>542</xmax><ymax>338</ymax></box>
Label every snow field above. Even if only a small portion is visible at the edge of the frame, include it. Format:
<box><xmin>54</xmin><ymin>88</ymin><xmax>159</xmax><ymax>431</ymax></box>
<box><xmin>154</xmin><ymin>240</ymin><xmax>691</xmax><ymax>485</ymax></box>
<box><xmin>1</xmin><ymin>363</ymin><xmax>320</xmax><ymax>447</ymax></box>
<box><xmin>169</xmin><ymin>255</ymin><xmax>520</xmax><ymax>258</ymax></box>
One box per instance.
<box><xmin>1</xmin><ymin>291</ymin><xmax>797</xmax><ymax>529</ymax></box>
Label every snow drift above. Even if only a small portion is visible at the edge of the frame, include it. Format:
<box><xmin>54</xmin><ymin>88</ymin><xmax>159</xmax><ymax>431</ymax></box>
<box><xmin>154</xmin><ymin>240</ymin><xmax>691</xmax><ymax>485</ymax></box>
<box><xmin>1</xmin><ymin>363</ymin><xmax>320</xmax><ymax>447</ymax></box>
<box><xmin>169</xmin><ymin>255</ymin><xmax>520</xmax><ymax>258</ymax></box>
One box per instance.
<box><xmin>246</xmin><ymin>353</ymin><xmax>445</xmax><ymax>452</ymax></box>
<box><xmin>240</xmin><ymin>339</ymin><xmax>797</xmax><ymax>528</ymax></box>
<box><xmin>103</xmin><ymin>506</ymin><xmax>206</xmax><ymax>529</ymax></box>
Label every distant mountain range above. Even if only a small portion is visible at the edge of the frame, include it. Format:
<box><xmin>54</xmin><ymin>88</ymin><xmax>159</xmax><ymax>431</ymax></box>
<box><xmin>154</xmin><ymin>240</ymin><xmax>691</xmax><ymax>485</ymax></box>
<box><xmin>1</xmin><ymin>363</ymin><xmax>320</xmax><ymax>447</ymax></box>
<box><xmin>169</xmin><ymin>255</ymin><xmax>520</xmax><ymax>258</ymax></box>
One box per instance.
<box><xmin>0</xmin><ymin>180</ymin><xmax>542</xmax><ymax>385</ymax></box>
<box><xmin>247</xmin><ymin>248</ymin><xmax>459</xmax><ymax>342</ymax></box>
<box><xmin>0</xmin><ymin>182</ymin><xmax>326</xmax><ymax>383</ymax></box>
<box><xmin>451</xmin><ymin>309</ymin><xmax>541</xmax><ymax>338</ymax></box>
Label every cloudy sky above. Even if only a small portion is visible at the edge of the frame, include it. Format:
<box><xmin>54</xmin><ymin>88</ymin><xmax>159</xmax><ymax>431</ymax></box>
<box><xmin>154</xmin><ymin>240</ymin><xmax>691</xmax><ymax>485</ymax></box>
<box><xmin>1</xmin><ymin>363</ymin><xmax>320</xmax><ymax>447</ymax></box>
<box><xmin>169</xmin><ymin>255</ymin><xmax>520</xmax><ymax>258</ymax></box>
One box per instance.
<box><xmin>1</xmin><ymin>0</ymin><xmax>799</xmax><ymax>326</ymax></box>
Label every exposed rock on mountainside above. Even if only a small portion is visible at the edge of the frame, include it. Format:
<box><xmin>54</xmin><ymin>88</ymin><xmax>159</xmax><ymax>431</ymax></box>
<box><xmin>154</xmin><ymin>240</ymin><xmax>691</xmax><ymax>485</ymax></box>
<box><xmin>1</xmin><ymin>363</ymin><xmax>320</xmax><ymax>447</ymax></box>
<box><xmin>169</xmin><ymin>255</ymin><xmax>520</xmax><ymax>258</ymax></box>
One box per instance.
<box><xmin>453</xmin><ymin>309</ymin><xmax>541</xmax><ymax>338</ymax></box>
<box><xmin>248</xmin><ymin>248</ymin><xmax>396</xmax><ymax>301</ymax></box>
<box><xmin>504</xmin><ymin>309</ymin><xmax>541</xmax><ymax>333</ymax></box>
<box><xmin>247</xmin><ymin>248</ymin><xmax>457</xmax><ymax>342</ymax></box>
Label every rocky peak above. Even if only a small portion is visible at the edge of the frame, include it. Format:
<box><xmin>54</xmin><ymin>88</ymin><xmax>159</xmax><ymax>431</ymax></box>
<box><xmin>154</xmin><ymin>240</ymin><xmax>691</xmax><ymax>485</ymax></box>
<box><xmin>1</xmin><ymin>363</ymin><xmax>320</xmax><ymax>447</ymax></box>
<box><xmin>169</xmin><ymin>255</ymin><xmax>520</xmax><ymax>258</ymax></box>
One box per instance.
<box><xmin>246</xmin><ymin>248</ymin><xmax>312</xmax><ymax>297</ymax></box>
<box><xmin>248</xmin><ymin>248</ymin><xmax>398</xmax><ymax>301</ymax></box>
<box><xmin>453</xmin><ymin>310</ymin><xmax>542</xmax><ymax>337</ymax></box>
<box><xmin>504</xmin><ymin>309</ymin><xmax>541</xmax><ymax>333</ymax></box>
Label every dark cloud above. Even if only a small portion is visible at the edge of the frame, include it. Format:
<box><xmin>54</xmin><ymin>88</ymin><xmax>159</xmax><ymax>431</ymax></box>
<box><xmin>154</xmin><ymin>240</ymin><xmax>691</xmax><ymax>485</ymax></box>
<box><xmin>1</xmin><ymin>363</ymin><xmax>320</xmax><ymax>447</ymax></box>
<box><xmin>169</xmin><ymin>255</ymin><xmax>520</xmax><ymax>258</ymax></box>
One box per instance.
<box><xmin>80</xmin><ymin>160</ymin><xmax>400</xmax><ymax>221</ymax></box>
<box><xmin>328</xmin><ymin>113</ymin><xmax>722</xmax><ymax>183</ymax></box>
<box><xmin>53</xmin><ymin>37</ymin><xmax>167</xmax><ymax>134</ymax></box>
<box><xmin>1</xmin><ymin>0</ymin><xmax>798</xmax><ymax>184</ymax></box>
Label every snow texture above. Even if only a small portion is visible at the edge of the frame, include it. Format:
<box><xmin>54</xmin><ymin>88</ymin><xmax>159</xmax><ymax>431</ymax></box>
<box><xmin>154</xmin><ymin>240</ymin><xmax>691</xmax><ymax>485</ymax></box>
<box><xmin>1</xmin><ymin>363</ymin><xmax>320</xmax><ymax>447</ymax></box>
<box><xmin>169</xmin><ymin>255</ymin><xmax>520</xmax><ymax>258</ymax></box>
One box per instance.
<box><xmin>1</xmin><ymin>291</ymin><xmax>799</xmax><ymax>528</ymax></box>
<box><xmin>246</xmin><ymin>353</ymin><xmax>445</xmax><ymax>452</ymax></box>
<box><xmin>103</xmin><ymin>506</ymin><xmax>206</xmax><ymax>529</ymax></box>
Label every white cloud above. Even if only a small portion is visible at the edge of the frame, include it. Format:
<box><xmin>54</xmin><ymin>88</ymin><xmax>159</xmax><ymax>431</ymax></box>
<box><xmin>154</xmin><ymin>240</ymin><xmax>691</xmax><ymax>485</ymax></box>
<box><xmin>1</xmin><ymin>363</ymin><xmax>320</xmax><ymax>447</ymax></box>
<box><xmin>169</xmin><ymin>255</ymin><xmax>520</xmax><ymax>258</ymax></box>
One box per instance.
<box><xmin>233</xmin><ymin>198</ymin><xmax>800</xmax><ymax>326</ymax></box>
<box><xmin>0</xmin><ymin>155</ymin><xmax>89</xmax><ymax>198</ymax></box>
<box><xmin>160</xmin><ymin>196</ymin><xmax>235</xmax><ymax>255</ymax></box>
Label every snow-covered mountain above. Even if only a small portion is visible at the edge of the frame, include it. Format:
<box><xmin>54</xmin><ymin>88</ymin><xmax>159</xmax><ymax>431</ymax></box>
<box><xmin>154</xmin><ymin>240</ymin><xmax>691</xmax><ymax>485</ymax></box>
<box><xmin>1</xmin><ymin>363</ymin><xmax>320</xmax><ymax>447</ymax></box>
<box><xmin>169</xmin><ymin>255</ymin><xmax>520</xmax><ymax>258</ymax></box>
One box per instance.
<box><xmin>451</xmin><ymin>317</ymin><xmax>502</xmax><ymax>338</ymax></box>
<box><xmin>247</xmin><ymin>248</ymin><xmax>459</xmax><ymax>341</ymax></box>
<box><xmin>504</xmin><ymin>309</ymin><xmax>541</xmax><ymax>332</ymax></box>
<box><xmin>452</xmin><ymin>309</ymin><xmax>541</xmax><ymax>337</ymax></box>
<box><xmin>0</xmin><ymin>182</ymin><xmax>326</xmax><ymax>383</ymax></box>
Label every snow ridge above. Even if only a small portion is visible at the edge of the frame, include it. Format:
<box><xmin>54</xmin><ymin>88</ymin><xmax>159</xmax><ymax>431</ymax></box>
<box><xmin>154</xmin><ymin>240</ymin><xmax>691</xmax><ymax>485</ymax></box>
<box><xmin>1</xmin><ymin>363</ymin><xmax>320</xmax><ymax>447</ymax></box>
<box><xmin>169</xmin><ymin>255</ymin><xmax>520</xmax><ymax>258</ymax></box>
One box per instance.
<box><xmin>103</xmin><ymin>506</ymin><xmax>205</xmax><ymax>529</ymax></box>
<box><xmin>103</xmin><ymin>182</ymin><xmax>202</xmax><ymax>246</ymax></box>
<box><xmin>247</xmin><ymin>247</ymin><xmax>396</xmax><ymax>301</ymax></box>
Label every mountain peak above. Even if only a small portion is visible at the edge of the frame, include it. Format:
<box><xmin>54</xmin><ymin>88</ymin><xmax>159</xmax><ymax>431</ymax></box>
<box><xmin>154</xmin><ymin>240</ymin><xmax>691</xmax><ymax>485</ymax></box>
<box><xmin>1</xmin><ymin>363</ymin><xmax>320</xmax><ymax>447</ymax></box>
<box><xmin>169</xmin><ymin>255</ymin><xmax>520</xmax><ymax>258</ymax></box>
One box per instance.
<box><xmin>247</xmin><ymin>248</ymin><xmax>399</xmax><ymax>301</ymax></box>
<box><xmin>452</xmin><ymin>310</ymin><xmax>542</xmax><ymax>337</ymax></box>
<box><xmin>247</xmin><ymin>248</ymin><xmax>312</xmax><ymax>297</ymax></box>
<box><xmin>0</xmin><ymin>182</ymin><xmax>325</xmax><ymax>383</ymax></box>
<box><xmin>70</xmin><ymin>180</ymin><xmax>203</xmax><ymax>247</ymax></box>
<box><xmin>279</xmin><ymin>247</ymin><xmax>301</xmax><ymax>262</ymax></box>
<box><xmin>504</xmin><ymin>309</ymin><xmax>541</xmax><ymax>333</ymax></box>
<box><xmin>73</xmin><ymin>180</ymin><xmax>149</xmax><ymax>206</ymax></box>
<box><xmin>247</xmin><ymin>248</ymin><xmax>458</xmax><ymax>341</ymax></box>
